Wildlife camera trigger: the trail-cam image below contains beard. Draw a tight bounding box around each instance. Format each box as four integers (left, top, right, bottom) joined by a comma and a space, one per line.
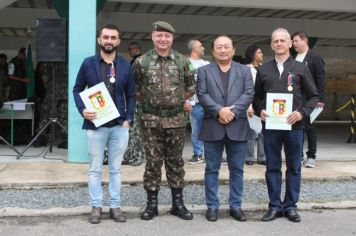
100, 44, 118, 54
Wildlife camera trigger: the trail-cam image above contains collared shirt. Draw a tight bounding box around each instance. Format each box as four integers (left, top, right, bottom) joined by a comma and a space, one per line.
275, 57, 286, 76
295, 51, 307, 63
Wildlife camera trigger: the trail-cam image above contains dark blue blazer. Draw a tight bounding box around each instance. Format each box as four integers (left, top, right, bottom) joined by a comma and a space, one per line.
73, 53, 136, 130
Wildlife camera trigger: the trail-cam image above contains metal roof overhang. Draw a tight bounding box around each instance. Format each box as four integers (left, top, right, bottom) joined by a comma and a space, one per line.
0, 0, 356, 47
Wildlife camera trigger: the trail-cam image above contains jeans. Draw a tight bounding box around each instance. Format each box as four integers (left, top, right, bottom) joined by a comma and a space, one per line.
204, 136, 246, 209
263, 129, 303, 211
246, 130, 265, 162
189, 103, 204, 156
87, 125, 129, 208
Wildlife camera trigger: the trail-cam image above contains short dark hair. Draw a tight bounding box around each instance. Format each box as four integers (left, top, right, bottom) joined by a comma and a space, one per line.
291, 31, 309, 42
128, 42, 141, 50
244, 44, 261, 65
98, 24, 120, 37
18, 47, 26, 55
0, 53, 7, 60
211, 35, 236, 50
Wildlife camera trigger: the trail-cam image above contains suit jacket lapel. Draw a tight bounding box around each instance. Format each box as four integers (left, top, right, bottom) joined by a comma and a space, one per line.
303, 49, 311, 62
227, 63, 237, 94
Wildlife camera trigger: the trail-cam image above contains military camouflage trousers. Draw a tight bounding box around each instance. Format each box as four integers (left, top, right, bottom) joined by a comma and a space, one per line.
143, 126, 186, 191
123, 104, 145, 166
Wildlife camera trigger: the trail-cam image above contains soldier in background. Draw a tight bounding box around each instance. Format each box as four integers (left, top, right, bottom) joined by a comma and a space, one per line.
0, 68, 4, 109
0, 53, 8, 107
33, 62, 68, 149
8, 47, 30, 101
132, 21, 195, 221
128, 41, 142, 65
122, 42, 145, 166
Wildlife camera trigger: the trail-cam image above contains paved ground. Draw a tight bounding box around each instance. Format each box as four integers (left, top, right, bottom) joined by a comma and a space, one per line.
0, 209, 356, 236
0, 123, 355, 219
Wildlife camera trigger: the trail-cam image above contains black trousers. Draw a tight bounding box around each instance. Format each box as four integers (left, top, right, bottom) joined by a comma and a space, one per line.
304, 118, 317, 159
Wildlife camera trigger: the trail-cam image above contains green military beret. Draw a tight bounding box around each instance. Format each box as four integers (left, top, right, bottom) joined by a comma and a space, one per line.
152, 21, 175, 34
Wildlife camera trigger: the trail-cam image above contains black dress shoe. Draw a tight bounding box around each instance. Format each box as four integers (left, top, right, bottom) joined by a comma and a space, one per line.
205, 208, 218, 221
245, 161, 254, 165
261, 209, 283, 222
230, 208, 246, 221
284, 209, 301, 222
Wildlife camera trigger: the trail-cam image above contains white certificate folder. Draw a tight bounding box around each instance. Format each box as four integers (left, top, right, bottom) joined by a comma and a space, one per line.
79, 82, 120, 127
265, 93, 293, 130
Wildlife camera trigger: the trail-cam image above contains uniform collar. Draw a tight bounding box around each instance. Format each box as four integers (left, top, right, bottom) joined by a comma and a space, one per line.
152, 49, 176, 61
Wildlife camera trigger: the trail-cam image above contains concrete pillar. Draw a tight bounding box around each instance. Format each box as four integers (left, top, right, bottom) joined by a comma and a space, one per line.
68, 0, 96, 162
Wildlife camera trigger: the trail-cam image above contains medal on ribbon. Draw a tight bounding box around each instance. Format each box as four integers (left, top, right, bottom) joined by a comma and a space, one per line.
109, 63, 116, 83
287, 72, 293, 92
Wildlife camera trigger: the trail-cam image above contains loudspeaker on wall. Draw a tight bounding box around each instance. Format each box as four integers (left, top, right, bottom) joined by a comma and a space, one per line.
36, 18, 66, 62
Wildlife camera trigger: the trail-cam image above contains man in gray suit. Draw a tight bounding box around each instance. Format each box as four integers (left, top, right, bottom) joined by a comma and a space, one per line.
197, 35, 254, 222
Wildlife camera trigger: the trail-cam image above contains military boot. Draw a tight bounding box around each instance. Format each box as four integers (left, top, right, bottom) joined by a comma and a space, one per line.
170, 188, 193, 220
141, 190, 158, 220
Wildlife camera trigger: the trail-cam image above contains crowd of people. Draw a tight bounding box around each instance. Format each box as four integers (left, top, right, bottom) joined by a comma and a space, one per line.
72, 21, 325, 225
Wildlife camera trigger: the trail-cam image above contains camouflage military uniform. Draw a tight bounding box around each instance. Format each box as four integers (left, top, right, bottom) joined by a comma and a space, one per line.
36, 62, 67, 141
0, 63, 8, 107
132, 49, 195, 191
122, 102, 145, 166
0, 74, 4, 108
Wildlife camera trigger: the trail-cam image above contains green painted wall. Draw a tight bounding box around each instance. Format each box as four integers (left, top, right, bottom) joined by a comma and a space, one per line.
68, 0, 96, 162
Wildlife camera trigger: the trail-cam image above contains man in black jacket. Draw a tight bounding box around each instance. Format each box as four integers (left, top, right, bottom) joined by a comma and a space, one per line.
292, 31, 325, 168
253, 28, 319, 223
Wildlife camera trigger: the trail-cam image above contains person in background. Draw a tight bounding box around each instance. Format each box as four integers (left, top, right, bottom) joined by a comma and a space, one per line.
128, 41, 142, 65
243, 44, 266, 166
122, 41, 146, 166
34, 62, 47, 130
184, 39, 209, 164
292, 31, 325, 168
0, 53, 9, 101
8, 47, 30, 101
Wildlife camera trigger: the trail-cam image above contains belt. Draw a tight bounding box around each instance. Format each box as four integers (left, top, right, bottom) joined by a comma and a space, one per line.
143, 104, 183, 117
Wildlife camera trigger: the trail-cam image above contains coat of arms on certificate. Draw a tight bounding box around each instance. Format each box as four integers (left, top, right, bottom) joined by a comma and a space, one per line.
79, 82, 120, 127
266, 93, 293, 130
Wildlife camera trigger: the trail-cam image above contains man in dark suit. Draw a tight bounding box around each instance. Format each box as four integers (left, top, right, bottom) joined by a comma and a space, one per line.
73, 24, 136, 224
292, 31, 325, 168
197, 35, 254, 222
253, 28, 318, 223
